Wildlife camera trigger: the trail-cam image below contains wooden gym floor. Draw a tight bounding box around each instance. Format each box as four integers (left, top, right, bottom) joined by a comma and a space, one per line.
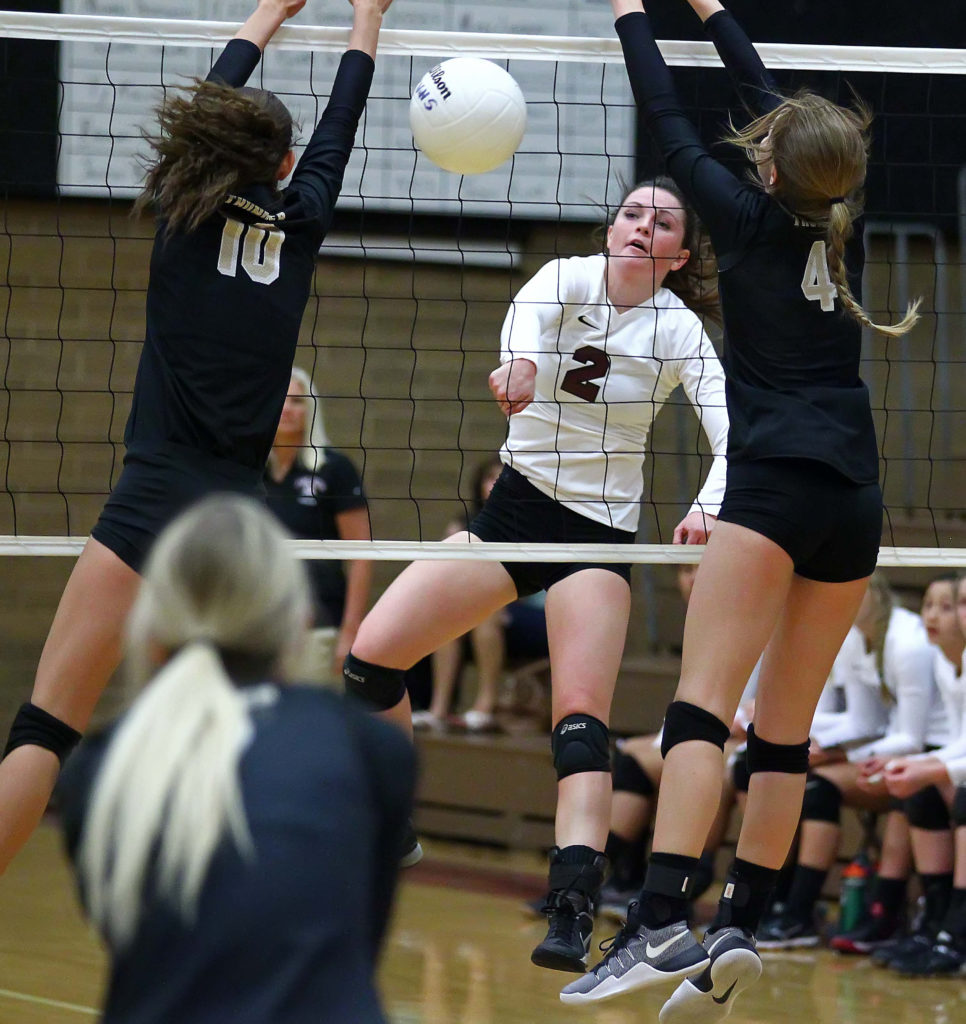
1, 823, 963, 1023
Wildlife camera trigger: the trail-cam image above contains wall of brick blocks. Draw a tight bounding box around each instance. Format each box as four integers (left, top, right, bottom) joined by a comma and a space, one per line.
1, 197, 962, 730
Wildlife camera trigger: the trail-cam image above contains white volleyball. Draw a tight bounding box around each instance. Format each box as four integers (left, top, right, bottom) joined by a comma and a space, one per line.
409, 57, 527, 175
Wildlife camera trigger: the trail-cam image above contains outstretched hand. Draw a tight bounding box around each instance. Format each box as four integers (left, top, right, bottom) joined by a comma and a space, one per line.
349, 0, 395, 14
235, 0, 307, 50
275, 0, 308, 18
489, 359, 536, 417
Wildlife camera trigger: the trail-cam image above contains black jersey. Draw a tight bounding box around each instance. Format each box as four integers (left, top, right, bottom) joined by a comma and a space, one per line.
264, 450, 368, 626
124, 39, 375, 475
615, 11, 879, 485
58, 686, 415, 1024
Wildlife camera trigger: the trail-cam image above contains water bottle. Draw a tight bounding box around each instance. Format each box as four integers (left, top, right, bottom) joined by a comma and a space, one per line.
838, 851, 873, 933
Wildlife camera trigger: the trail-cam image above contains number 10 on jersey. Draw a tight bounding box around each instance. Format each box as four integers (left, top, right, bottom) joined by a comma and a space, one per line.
217, 218, 285, 285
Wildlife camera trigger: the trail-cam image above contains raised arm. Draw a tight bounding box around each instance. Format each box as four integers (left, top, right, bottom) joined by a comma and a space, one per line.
347, 0, 394, 60
208, 0, 307, 87
233, 0, 307, 50
682, 1, 725, 22
608, 0, 764, 257
288, 0, 395, 228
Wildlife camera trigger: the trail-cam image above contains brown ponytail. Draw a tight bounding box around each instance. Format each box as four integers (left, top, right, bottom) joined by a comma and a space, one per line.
133, 80, 295, 236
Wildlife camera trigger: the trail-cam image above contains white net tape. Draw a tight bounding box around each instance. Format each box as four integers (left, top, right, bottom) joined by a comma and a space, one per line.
3, 538, 964, 567
2, 11, 963, 72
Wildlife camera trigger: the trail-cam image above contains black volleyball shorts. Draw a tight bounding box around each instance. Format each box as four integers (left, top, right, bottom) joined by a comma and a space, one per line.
92, 446, 264, 573
717, 457, 882, 583
468, 464, 637, 597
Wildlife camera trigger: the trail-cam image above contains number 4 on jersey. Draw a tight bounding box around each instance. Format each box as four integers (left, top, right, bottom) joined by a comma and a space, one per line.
217, 218, 285, 285
801, 240, 837, 311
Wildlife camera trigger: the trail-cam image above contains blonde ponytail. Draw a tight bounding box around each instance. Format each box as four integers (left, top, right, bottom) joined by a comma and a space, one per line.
78, 496, 311, 947
80, 642, 254, 947
725, 91, 921, 338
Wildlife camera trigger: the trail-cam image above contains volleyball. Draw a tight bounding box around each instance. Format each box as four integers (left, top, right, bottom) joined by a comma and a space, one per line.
409, 57, 527, 175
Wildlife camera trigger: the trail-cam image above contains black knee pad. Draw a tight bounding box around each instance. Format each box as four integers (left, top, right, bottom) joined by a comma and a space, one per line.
801, 774, 843, 823
551, 714, 610, 780
905, 784, 951, 831
953, 786, 966, 829
342, 653, 407, 711
612, 748, 655, 797
745, 723, 810, 775
2, 702, 82, 765
660, 700, 730, 758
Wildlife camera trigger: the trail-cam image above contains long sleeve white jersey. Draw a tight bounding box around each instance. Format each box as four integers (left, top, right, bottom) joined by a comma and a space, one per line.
499, 254, 729, 532
811, 626, 891, 751
905, 647, 966, 786
844, 606, 941, 762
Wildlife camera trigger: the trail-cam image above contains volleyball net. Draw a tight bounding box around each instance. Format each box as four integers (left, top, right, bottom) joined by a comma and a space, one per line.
1, 3, 964, 571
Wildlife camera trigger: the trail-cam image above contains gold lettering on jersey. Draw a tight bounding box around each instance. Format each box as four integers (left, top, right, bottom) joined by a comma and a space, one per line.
224, 193, 287, 224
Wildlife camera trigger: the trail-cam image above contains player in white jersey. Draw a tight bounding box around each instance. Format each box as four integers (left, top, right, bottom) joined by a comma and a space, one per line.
344, 178, 728, 972
756, 574, 938, 949
495, 249, 726, 533
875, 575, 966, 974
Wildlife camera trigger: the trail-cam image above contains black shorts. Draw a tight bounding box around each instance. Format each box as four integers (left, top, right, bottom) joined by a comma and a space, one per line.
468, 465, 636, 598
92, 446, 264, 573
717, 458, 882, 583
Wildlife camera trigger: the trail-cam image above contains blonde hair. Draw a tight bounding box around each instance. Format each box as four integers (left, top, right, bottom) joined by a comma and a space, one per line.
79, 496, 311, 948
862, 572, 895, 695
267, 365, 330, 476
726, 92, 920, 338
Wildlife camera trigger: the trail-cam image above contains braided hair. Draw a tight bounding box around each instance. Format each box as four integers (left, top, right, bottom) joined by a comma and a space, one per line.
725, 91, 920, 338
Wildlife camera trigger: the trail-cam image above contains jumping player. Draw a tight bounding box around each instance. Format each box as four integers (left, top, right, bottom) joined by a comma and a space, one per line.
561, 0, 919, 1011
0, 0, 395, 874
344, 176, 730, 974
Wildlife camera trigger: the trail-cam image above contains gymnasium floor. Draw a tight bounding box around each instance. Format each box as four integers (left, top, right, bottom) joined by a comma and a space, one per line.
1, 824, 963, 1023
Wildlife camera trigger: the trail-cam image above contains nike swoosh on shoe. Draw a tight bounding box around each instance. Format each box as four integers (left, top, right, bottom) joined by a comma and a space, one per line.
646, 931, 690, 959
712, 980, 738, 1005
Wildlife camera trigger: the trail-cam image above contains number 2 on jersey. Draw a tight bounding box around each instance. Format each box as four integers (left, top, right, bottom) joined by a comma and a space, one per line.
561, 345, 610, 402
217, 218, 285, 285
800, 240, 837, 311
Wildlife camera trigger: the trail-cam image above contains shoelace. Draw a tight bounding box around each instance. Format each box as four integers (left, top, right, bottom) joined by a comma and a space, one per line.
596, 900, 642, 960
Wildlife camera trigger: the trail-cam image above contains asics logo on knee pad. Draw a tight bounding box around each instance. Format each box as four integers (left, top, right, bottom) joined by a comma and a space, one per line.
551, 714, 609, 780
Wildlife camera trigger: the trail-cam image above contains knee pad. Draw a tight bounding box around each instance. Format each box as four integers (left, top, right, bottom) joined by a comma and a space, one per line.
801, 774, 842, 823
905, 784, 951, 831
745, 723, 810, 775
2, 702, 82, 765
612, 748, 655, 797
342, 653, 407, 712
551, 714, 610, 781
660, 701, 730, 758
953, 786, 966, 829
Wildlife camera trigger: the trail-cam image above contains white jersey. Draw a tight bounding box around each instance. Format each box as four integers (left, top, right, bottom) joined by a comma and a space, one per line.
844, 606, 941, 761
499, 254, 728, 532
811, 626, 891, 750
906, 646, 966, 786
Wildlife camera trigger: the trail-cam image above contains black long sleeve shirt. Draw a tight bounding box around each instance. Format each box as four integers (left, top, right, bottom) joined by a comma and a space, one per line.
125, 40, 374, 477
616, 11, 878, 484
